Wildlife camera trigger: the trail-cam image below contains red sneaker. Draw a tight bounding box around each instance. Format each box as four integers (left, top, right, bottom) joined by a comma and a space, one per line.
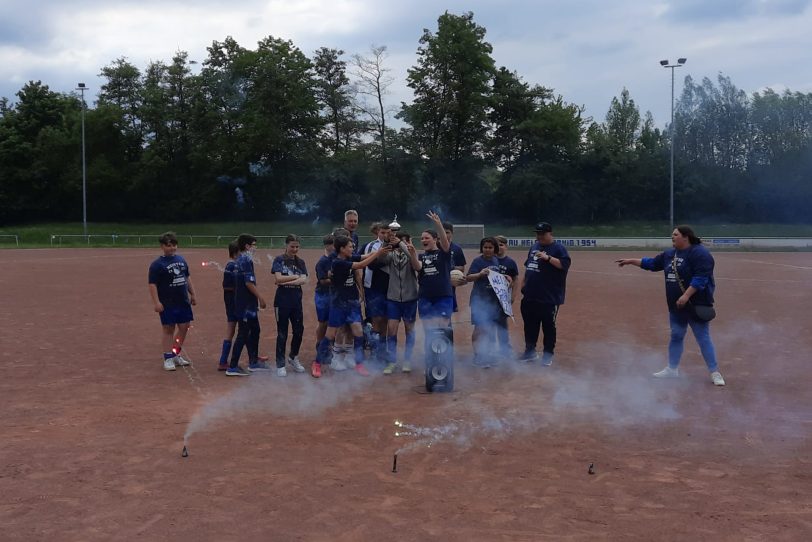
354, 363, 370, 377
311, 362, 322, 378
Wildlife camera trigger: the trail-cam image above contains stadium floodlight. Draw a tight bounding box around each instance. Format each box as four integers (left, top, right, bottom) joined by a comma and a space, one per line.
76, 83, 88, 236
660, 58, 687, 230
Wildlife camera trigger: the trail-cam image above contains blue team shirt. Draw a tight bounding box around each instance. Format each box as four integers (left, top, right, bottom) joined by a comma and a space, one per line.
148, 254, 191, 307
418, 249, 453, 298
233, 253, 259, 317
641, 244, 715, 310
468, 255, 502, 303
522, 241, 571, 305
351, 232, 360, 254
497, 254, 519, 281
331, 255, 362, 306
315, 254, 333, 295
272, 255, 308, 308
222, 259, 237, 309
449, 242, 467, 268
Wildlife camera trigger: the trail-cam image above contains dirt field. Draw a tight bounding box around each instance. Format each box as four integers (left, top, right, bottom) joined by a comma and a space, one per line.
1, 248, 810, 541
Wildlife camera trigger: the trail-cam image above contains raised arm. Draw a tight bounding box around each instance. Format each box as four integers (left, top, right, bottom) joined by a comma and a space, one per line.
427, 211, 450, 252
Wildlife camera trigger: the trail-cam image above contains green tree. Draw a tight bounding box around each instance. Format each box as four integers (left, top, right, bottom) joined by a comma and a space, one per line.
313, 47, 361, 155
399, 11, 495, 162
487, 67, 551, 171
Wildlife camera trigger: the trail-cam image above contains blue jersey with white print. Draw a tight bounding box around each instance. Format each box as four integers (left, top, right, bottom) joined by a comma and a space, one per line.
497, 255, 519, 281
272, 255, 308, 308
331, 255, 362, 306
315, 254, 333, 295
641, 244, 715, 310
522, 242, 571, 305
418, 249, 453, 298
148, 255, 191, 307
222, 259, 238, 310
468, 255, 501, 303
233, 253, 258, 317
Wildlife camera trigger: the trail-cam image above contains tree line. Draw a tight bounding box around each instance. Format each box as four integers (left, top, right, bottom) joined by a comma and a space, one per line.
1, 11, 810, 226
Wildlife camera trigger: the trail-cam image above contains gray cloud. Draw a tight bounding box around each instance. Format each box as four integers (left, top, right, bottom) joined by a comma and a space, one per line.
663, 0, 811, 22
1, 0, 811, 127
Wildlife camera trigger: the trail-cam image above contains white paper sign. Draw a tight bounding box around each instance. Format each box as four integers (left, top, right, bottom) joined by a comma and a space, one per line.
487, 272, 514, 319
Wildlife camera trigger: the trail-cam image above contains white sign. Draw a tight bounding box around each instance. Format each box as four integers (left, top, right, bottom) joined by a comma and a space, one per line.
487, 272, 514, 320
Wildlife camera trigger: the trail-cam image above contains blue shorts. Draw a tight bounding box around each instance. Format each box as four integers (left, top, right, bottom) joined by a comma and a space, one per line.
328, 303, 363, 328
365, 288, 387, 318
160, 304, 194, 326
386, 299, 417, 322
418, 296, 453, 320
224, 293, 238, 323
314, 292, 330, 322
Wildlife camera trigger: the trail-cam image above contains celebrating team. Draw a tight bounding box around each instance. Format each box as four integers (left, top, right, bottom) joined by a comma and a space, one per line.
148, 211, 725, 386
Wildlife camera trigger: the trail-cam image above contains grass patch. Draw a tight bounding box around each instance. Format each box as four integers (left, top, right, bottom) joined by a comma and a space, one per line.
2, 221, 812, 248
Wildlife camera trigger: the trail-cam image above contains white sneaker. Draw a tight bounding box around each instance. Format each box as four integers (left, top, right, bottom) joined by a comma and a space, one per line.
174, 354, 191, 367
652, 366, 679, 378
276, 367, 287, 377
711, 371, 726, 386
331, 349, 346, 371
342, 350, 356, 368
288, 356, 305, 373
163, 358, 176, 371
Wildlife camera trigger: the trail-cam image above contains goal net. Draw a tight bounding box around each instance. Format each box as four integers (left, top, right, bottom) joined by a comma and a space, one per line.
451, 224, 485, 247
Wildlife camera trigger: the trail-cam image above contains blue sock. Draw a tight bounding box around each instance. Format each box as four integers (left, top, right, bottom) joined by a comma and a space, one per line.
163, 352, 175, 360
219, 340, 232, 364
317, 337, 332, 364
354, 336, 365, 363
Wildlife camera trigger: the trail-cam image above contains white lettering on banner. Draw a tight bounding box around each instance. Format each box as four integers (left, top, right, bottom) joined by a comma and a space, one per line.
508, 238, 597, 247
487, 273, 514, 320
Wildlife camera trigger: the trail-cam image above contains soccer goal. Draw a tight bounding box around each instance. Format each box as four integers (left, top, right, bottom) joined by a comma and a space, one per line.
451, 224, 485, 247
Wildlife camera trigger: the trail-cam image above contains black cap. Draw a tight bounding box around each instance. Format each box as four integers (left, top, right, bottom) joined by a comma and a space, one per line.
534, 222, 552, 233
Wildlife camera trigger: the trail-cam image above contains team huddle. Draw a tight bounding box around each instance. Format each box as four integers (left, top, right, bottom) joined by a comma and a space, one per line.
148, 213, 725, 387
147, 210, 573, 380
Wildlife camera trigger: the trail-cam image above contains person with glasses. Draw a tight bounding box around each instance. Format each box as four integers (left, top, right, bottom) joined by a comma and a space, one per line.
519, 222, 571, 366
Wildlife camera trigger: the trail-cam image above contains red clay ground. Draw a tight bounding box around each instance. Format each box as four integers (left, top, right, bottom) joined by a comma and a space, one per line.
1, 248, 810, 541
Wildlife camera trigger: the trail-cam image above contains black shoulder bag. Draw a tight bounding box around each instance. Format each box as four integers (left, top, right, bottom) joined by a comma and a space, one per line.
671, 255, 716, 322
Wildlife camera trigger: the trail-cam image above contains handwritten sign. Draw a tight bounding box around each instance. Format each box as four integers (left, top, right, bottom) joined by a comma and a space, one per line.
487, 272, 514, 320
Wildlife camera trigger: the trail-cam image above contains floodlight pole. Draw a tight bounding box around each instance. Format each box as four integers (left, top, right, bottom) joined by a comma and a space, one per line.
76, 83, 88, 236
660, 58, 686, 231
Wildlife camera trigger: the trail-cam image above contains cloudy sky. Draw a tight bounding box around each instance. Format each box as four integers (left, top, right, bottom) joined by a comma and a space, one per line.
2, 0, 811, 127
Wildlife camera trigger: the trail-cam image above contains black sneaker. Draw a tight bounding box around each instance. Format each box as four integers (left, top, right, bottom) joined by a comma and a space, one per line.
541, 352, 554, 366
518, 349, 538, 362
226, 366, 250, 376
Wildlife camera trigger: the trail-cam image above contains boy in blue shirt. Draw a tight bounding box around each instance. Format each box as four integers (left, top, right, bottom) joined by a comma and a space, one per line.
148, 232, 197, 371
495, 235, 519, 357
443, 222, 467, 313
313, 236, 388, 378
312, 234, 335, 376
218, 240, 239, 371
226, 234, 268, 376
272, 234, 309, 377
